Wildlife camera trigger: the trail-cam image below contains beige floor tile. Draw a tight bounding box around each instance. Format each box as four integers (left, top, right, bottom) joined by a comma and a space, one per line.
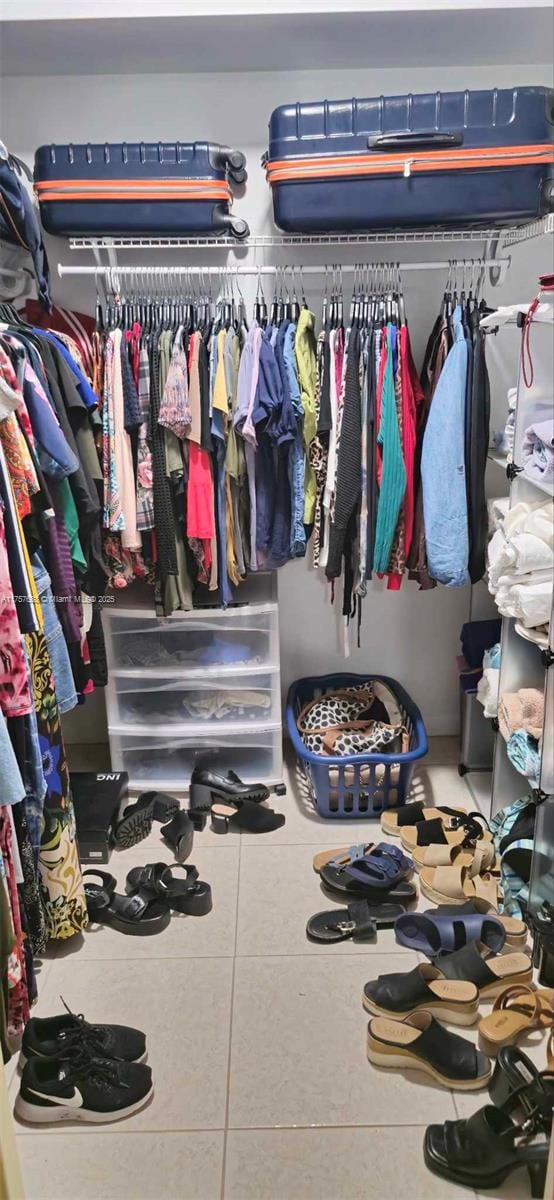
240, 758, 472, 848
224, 1126, 474, 1200
424, 736, 461, 766
228, 954, 458, 1129
236, 842, 418, 956
18, 1130, 224, 1200
14, 957, 233, 1133
65, 843, 239, 960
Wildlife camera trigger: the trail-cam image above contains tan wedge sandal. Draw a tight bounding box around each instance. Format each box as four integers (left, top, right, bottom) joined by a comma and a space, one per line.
412, 840, 498, 874
380, 804, 467, 839
419, 861, 501, 909
479, 985, 554, 1056
401, 812, 492, 854
438, 942, 533, 1000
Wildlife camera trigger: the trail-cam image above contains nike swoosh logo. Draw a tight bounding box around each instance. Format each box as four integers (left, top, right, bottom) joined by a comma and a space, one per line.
28, 1087, 83, 1108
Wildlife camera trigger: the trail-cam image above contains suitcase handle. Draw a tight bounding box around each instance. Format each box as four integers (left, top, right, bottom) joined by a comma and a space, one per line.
368, 131, 463, 150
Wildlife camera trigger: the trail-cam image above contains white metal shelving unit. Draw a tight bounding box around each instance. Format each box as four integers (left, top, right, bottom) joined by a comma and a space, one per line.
488, 289, 554, 819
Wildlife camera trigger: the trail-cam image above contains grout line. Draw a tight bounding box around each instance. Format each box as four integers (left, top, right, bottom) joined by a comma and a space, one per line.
44, 948, 413, 964
15, 1118, 464, 1137
220, 827, 242, 1200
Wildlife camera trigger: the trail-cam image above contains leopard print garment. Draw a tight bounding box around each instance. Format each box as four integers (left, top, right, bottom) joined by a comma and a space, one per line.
298, 684, 375, 754
310, 331, 329, 567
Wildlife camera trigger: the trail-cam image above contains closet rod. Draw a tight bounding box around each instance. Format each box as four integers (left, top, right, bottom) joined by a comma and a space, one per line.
58, 259, 507, 279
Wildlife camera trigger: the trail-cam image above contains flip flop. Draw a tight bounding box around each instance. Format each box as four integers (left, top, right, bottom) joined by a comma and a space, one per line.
114, 790, 180, 849
312, 842, 376, 874
306, 900, 376, 943
320, 843, 415, 902
479, 985, 554, 1056
380, 803, 466, 838
431, 900, 528, 949
83, 869, 170, 936
126, 862, 212, 917
394, 910, 506, 958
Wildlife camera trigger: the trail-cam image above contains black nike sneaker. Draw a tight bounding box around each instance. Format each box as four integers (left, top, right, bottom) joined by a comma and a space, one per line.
21, 1008, 146, 1068
15, 1051, 153, 1124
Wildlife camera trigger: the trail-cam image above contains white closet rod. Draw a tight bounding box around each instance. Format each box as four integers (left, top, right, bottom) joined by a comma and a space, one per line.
58, 259, 506, 278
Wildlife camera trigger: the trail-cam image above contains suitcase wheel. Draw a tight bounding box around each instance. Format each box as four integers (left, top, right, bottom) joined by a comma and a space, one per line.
229, 216, 250, 240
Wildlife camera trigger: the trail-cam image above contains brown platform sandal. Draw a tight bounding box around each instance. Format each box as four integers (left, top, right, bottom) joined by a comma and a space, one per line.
479, 985, 554, 1056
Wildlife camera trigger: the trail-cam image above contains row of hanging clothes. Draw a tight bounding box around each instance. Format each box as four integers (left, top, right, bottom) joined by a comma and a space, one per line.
93, 259, 491, 627
0, 295, 104, 1057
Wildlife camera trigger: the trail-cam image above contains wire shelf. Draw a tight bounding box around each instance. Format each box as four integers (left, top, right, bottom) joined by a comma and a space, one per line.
67, 215, 554, 253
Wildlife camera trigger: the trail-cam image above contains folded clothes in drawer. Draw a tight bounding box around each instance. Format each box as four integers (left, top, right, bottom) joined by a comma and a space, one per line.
109, 673, 276, 727
109, 726, 282, 789
105, 607, 277, 672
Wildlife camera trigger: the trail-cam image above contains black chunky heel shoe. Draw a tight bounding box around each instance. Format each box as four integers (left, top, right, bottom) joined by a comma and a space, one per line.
424, 1106, 550, 1197
159, 810, 195, 863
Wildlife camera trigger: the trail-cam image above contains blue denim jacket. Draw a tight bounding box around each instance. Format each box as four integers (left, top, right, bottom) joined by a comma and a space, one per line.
421, 306, 469, 587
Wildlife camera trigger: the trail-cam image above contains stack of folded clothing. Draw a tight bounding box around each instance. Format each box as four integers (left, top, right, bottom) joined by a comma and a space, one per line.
487, 497, 553, 631
491, 386, 517, 461
487, 496, 509, 533
497, 686, 544, 785
476, 642, 501, 718
522, 416, 554, 488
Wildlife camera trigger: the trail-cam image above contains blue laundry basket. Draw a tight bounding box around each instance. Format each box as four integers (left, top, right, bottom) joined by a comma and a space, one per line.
286, 673, 428, 819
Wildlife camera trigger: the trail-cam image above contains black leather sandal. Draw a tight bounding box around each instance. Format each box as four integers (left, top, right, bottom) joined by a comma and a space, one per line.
367, 1011, 491, 1090
114, 791, 180, 849
424, 1105, 550, 1197
306, 900, 380, 943
125, 863, 212, 917
211, 798, 285, 834
489, 1045, 554, 1125
83, 870, 171, 936
160, 810, 195, 862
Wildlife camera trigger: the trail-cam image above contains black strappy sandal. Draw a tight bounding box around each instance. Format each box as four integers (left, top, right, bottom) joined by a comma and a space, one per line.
489, 1045, 554, 1124
114, 791, 180, 849
125, 863, 212, 917
306, 899, 403, 943
159, 810, 195, 862
211, 798, 285, 835
83, 870, 171, 936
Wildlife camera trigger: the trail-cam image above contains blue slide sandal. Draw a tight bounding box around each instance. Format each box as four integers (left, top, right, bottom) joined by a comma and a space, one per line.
394, 910, 506, 958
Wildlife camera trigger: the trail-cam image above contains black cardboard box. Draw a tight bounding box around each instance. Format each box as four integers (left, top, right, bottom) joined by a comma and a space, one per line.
71, 772, 128, 864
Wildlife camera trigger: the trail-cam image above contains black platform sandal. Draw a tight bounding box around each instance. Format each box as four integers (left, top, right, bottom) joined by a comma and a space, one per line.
424, 1105, 550, 1197
159, 810, 195, 861
83, 870, 171, 936
114, 791, 180, 849
211, 798, 285, 835
125, 863, 212, 917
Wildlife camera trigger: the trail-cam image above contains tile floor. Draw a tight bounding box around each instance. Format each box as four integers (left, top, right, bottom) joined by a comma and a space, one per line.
8, 743, 550, 1200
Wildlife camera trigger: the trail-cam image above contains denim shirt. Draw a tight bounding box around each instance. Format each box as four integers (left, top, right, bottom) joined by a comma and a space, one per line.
421, 305, 469, 587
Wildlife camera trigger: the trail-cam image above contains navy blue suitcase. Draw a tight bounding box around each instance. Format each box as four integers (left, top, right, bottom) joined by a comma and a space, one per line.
264, 86, 554, 232
34, 141, 249, 238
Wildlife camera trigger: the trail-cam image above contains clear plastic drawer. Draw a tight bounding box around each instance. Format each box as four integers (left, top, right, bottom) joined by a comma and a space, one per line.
108, 724, 283, 791
104, 604, 278, 674
106, 670, 280, 729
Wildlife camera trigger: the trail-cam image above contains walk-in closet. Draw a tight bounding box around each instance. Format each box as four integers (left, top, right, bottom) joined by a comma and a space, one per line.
0, 3, 553, 1198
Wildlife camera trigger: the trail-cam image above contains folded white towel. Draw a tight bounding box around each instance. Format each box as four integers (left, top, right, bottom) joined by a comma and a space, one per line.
496, 577, 552, 628
477, 667, 500, 718
488, 497, 510, 533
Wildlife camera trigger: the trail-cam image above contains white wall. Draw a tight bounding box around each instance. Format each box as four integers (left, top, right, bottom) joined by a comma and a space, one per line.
2, 62, 551, 735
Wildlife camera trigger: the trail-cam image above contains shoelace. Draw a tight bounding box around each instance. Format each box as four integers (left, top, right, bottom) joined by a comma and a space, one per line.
58, 997, 123, 1062
56, 1045, 130, 1091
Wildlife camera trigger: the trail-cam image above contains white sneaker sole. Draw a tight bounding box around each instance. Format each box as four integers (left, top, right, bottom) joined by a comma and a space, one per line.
15, 1085, 154, 1124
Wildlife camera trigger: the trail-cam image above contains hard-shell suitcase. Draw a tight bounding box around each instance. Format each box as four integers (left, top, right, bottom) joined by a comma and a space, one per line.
264, 86, 554, 233
34, 141, 249, 239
